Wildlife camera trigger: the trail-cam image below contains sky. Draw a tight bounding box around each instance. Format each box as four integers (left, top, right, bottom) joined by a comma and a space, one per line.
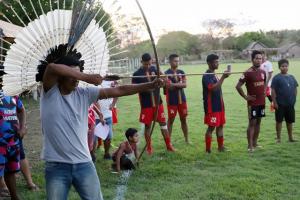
115, 0, 300, 36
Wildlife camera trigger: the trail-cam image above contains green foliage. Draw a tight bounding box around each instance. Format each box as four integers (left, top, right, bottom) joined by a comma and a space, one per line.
0, 0, 114, 40
222, 36, 237, 50
120, 40, 153, 59
235, 31, 277, 51
157, 31, 202, 59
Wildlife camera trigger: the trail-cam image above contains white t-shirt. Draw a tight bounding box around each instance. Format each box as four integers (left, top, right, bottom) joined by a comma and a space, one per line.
96, 81, 114, 119
40, 85, 99, 164
261, 60, 273, 86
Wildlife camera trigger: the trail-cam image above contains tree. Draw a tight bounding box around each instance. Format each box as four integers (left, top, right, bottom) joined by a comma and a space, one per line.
235, 31, 277, 51
0, 0, 113, 37
120, 39, 152, 59
202, 19, 235, 38
115, 15, 145, 48
157, 31, 202, 58
222, 36, 237, 50
202, 19, 235, 49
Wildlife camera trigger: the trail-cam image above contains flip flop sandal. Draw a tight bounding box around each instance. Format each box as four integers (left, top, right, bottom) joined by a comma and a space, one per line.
0, 188, 10, 197
28, 184, 40, 191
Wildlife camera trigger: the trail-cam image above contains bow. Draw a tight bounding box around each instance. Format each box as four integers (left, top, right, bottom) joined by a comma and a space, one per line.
135, 0, 161, 163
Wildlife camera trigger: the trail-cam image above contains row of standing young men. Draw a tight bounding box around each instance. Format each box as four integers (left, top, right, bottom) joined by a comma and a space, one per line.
0, 49, 298, 199
124, 50, 298, 157
91, 50, 298, 174
91, 49, 298, 175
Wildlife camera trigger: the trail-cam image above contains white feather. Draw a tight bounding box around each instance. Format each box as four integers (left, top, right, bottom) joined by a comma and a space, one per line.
3, 9, 110, 96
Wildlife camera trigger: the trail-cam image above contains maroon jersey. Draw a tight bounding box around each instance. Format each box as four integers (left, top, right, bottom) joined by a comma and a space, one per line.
239, 66, 266, 106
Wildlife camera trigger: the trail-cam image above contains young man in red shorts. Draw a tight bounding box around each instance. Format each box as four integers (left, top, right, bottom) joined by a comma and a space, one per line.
132, 53, 175, 155
202, 54, 230, 153
236, 50, 266, 152
164, 54, 189, 143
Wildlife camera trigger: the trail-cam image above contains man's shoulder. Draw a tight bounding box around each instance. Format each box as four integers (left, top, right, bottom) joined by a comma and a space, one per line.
133, 68, 143, 76
165, 68, 172, 74
177, 69, 185, 74
245, 67, 254, 73
273, 73, 281, 79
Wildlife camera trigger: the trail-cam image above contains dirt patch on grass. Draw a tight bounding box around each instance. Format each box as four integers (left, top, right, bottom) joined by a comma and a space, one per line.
22, 102, 43, 166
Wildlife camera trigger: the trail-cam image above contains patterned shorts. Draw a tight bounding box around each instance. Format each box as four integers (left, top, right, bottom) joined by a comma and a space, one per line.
0, 143, 20, 176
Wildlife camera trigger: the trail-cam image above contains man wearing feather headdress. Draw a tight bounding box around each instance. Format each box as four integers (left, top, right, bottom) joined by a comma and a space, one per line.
36, 45, 166, 199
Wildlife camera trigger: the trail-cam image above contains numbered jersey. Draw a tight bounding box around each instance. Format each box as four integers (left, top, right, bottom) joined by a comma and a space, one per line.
202, 70, 225, 114
164, 68, 186, 105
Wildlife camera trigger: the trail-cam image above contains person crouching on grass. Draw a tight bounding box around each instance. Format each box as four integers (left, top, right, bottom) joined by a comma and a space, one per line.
112, 128, 139, 173
271, 59, 298, 143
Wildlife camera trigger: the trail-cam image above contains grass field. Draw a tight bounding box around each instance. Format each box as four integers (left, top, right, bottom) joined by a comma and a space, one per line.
17, 61, 300, 200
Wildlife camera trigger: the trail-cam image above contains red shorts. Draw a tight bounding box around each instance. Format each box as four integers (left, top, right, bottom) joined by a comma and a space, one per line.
167, 103, 188, 119
204, 111, 226, 127
112, 107, 118, 124
140, 104, 166, 125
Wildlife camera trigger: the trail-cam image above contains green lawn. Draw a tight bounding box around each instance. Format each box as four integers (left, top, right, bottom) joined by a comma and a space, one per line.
19, 61, 300, 200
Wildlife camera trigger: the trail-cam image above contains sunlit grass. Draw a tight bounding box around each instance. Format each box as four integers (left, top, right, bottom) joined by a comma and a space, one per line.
19, 61, 300, 200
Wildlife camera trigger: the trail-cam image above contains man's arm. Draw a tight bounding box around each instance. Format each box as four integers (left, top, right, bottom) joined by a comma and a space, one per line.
134, 147, 139, 161
168, 76, 187, 89
93, 102, 105, 125
267, 71, 273, 85
42, 63, 103, 92
271, 88, 278, 110
98, 79, 163, 99
17, 106, 26, 138
236, 81, 256, 101
206, 72, 230, 91
115, 144, 126, 172
109, 97, 118, 110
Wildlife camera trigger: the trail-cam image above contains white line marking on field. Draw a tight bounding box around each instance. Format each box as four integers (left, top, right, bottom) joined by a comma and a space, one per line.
114, 170, 133, 200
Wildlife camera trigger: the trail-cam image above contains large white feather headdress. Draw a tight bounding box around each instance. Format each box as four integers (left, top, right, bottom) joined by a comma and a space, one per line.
0, 0, 123, 95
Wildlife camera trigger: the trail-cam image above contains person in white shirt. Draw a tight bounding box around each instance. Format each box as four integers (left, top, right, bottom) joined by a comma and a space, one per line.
95, 80, 118, 159
261, 51, 274, 111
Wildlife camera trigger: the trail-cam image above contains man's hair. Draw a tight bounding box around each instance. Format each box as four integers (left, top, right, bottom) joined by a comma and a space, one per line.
36, 44, 84, 82
278, 59, 289, 68
0, 65, 6, 77
251, 50, 262, 60
0, 65, 7, 88
125, 128, 138, 140
54, 55, 84, 70
169, 54, 179, 61
141, 53, 152, 62
206, 54, 219, 63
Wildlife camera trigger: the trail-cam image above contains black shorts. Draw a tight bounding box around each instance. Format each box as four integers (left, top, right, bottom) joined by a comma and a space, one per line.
275, 105, 295, 123
248, 105, 266, 119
